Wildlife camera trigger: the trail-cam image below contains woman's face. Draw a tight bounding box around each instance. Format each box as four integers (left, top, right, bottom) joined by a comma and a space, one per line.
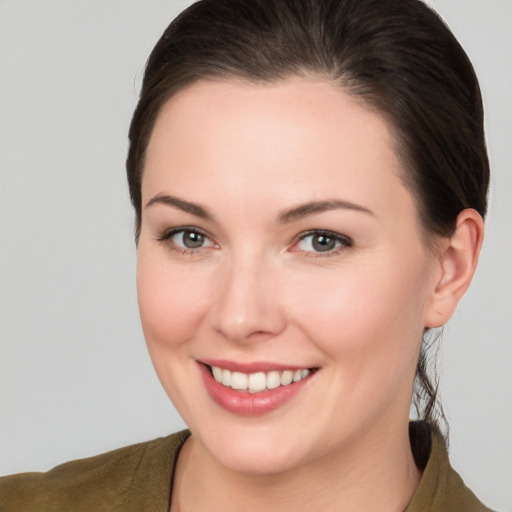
137, 79, 442, 474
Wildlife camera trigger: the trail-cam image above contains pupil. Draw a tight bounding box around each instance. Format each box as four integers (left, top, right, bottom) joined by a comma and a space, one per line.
184, 231, 204, 248
312, 234, 335, 252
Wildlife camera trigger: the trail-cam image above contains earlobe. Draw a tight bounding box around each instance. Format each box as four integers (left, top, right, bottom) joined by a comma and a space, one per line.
425, 209, 484, 328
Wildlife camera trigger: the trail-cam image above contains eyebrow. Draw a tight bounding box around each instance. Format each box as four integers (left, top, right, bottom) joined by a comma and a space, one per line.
277, 199, 374, 224
145, 193, 214, 220
145, 194, 373, 224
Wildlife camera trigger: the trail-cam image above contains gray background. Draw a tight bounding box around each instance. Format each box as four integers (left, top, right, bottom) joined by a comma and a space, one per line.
0, 1, 510, 510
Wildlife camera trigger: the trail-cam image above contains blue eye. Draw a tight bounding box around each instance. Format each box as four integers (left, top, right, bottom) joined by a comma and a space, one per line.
296, 231, 352, 255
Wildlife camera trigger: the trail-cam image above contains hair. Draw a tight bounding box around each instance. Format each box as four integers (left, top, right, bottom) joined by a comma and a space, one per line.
126, 0, 489, 435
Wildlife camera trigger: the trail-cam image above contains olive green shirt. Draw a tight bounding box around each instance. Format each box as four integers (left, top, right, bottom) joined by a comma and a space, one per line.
0, 424, 493, 511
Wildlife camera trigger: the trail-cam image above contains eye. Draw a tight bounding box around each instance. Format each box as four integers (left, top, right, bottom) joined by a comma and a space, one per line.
157, 227, 216, 252
293, 230, 352, 256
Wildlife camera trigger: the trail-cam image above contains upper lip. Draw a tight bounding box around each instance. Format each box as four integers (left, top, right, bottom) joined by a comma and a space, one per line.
199, 358, 315, 373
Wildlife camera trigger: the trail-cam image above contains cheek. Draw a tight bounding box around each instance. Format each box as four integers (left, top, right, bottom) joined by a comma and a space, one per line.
136, 250, 211, 352
286, 260, 428, 429
287, 256, 428, 374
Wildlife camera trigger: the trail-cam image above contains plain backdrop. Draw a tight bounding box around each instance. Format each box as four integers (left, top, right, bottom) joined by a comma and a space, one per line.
0, 1, 511, 510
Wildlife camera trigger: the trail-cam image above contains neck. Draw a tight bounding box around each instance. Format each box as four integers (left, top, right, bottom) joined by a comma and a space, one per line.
171, 420, 421, 512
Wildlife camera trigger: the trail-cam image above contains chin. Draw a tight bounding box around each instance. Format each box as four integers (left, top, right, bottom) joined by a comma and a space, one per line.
206, 435, 305, 475
188, 416, 327, 476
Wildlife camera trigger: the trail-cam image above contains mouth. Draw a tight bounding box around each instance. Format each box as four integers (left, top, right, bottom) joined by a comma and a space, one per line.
207, 364, 314, 393
198, 361, 318, 416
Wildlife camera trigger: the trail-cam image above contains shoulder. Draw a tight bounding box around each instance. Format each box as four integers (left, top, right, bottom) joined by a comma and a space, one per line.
407, 422, 494, 512
0, 430, 190, 512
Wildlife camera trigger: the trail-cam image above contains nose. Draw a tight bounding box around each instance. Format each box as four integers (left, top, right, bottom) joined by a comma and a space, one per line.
210, 254, 287, 344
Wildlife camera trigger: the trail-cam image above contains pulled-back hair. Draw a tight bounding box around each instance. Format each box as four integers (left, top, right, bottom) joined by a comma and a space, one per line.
127, 0, 489, 434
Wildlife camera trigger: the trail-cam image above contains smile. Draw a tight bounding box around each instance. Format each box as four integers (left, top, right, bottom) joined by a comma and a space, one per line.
199, 362, 317, 416
209, 366, 312, 393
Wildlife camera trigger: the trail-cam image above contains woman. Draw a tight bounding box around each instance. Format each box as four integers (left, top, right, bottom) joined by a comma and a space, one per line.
0, 0, 502, 510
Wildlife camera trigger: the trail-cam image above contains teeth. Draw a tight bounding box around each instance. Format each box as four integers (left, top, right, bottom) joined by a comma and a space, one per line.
231, 371, 248, 390
210, 366, 313, 392
221, 369, 231, 387
266, 371, 281, 389
212, 366, 223, 382
248, 372, 266, 392
280, 370, 294, 386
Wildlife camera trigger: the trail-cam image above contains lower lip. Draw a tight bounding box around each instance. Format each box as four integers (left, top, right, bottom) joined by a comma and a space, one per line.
199, 364, 313, 416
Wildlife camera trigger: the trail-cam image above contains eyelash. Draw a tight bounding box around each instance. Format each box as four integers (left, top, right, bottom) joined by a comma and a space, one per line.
156, 227, 353, 258
156, 227, 216, 256
291, 230, 353, 258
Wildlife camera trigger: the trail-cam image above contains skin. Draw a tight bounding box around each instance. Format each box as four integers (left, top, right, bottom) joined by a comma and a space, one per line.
136, 78, 484, 512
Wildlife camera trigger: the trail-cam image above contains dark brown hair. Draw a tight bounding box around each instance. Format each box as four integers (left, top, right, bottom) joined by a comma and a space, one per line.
127, 0, 489, 433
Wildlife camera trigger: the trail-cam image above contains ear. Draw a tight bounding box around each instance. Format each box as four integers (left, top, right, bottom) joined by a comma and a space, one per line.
424, 208, 485, 328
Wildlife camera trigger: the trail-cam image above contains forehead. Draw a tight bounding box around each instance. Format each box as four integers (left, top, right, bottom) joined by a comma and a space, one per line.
143, 78, 412, 220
